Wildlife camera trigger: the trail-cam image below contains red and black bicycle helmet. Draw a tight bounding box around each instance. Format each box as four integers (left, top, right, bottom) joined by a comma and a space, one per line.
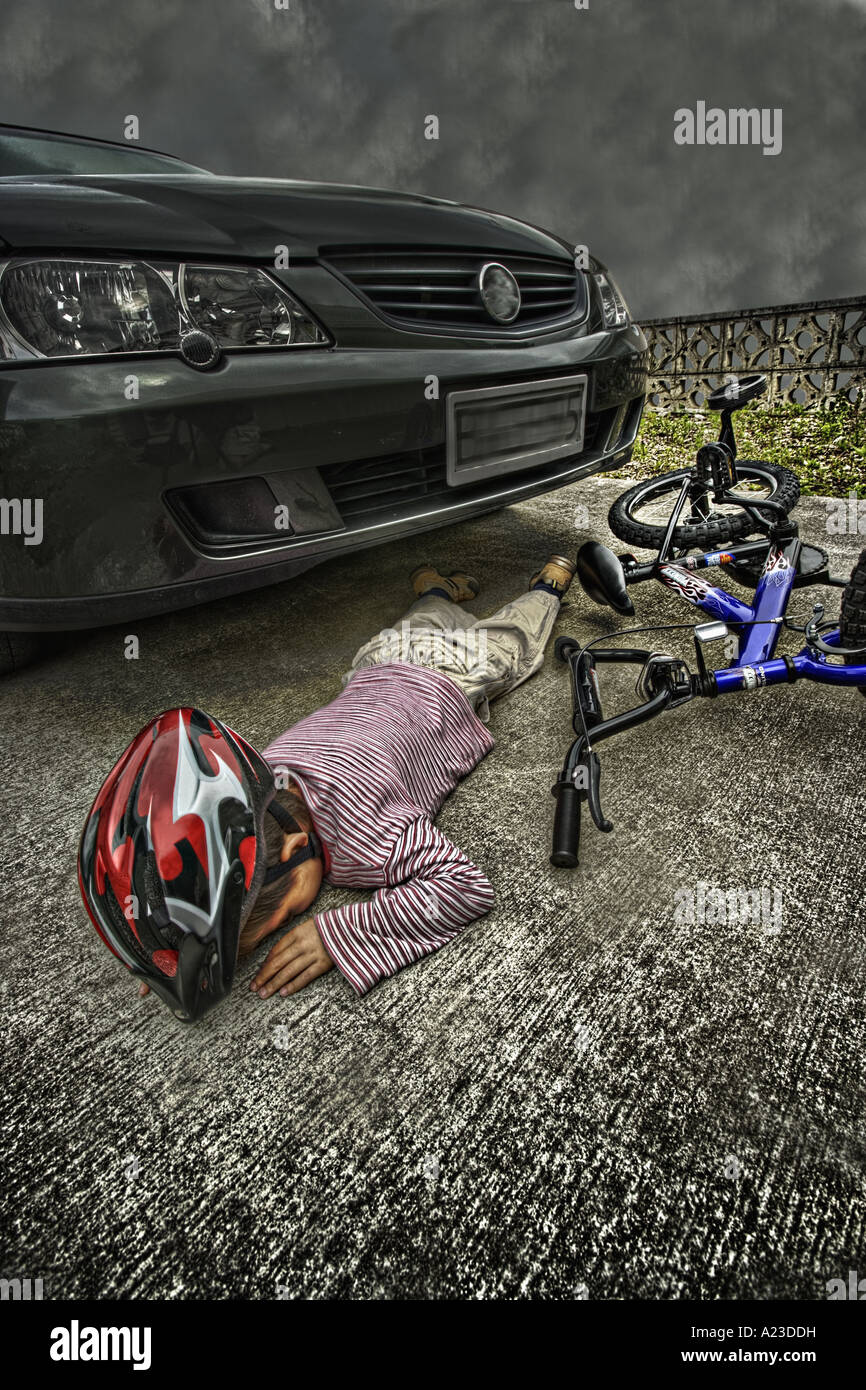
78, 707, 321, 1022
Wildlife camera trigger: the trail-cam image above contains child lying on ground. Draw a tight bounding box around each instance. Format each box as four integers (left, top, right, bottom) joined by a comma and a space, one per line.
78, 557, 576, 1019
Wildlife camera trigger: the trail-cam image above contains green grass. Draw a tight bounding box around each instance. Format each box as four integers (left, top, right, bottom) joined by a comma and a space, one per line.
610, 400, 866, 498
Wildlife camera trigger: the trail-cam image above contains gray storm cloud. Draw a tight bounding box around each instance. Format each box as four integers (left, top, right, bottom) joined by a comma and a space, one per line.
0, 0, 863, 318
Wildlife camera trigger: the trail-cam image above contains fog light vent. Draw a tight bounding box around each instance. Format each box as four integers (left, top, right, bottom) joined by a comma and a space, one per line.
166, 476, 286, 550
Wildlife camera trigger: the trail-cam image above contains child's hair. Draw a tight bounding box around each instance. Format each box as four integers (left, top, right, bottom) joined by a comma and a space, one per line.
240, 782, 313, 948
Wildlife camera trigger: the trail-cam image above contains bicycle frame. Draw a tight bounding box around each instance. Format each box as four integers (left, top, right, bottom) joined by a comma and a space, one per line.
654, 538, 866, 689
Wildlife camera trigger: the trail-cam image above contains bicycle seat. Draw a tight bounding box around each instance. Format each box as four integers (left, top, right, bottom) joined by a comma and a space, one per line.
706, 373, 766, 412
575, 541, 635, 615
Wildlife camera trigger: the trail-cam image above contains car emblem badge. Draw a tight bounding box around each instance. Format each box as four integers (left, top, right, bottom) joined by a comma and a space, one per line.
179, 329, 221, 371
478, 262, 521, 323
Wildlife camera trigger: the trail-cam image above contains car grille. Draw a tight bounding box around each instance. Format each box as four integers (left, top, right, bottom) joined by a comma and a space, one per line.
320, 408, 612, 528
323, 247, 586, 331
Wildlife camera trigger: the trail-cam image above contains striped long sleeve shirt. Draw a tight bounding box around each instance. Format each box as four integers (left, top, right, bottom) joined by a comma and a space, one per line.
263, 662, 497, 995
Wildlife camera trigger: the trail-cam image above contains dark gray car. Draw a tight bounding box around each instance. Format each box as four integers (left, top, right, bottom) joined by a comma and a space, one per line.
0, 124, 648, 671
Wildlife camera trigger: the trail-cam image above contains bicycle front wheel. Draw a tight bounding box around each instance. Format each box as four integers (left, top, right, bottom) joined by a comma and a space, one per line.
608, 461, 801, 551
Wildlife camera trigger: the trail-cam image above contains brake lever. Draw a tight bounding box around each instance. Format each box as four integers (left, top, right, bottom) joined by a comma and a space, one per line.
583, 751, 613, 833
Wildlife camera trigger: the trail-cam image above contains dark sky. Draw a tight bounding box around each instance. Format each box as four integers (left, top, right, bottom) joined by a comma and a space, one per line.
0, 0, 863, 318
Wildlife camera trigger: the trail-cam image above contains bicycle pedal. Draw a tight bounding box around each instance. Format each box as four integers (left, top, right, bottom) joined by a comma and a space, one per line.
636, 653, 692, 705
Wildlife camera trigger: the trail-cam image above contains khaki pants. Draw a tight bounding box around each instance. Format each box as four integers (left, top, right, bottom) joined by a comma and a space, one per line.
345, 588, 561, 722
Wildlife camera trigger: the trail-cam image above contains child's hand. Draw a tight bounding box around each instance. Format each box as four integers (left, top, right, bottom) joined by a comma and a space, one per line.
137, 982, 150, 999
250, 917, 334, 999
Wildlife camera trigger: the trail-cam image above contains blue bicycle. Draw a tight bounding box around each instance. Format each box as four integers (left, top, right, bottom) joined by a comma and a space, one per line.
551, 372, 866, 867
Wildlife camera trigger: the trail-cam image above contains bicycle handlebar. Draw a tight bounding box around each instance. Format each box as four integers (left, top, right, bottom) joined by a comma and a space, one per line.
551, 642, 684, 868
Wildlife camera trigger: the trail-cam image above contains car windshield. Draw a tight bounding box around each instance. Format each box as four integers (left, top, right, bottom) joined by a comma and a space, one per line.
0, 130, 211, 177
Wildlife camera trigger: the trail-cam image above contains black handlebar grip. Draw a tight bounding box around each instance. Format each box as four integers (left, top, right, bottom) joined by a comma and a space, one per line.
550, 779, 581, 868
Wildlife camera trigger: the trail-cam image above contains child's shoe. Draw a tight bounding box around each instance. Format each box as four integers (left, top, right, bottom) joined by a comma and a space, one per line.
529, 555, 577, 598
410, 564, 481, 602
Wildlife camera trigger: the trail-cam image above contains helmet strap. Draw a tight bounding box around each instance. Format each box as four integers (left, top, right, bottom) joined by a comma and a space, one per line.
263, 801, 323, 885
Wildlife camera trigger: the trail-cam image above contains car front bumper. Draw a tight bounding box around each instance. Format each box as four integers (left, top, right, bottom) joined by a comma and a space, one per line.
0, 322, 647, 631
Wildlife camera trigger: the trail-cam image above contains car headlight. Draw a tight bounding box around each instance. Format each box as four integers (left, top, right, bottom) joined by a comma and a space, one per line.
593, 271, 631, 329
179, 265, 326, 347
0, 259, 180, 358
0, 257, 328, 360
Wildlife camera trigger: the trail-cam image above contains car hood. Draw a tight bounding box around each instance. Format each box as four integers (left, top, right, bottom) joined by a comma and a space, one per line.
0, 173, 572, 262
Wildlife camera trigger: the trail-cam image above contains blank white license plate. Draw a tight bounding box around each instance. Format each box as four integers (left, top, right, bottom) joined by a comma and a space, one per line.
446, 373, 587, 486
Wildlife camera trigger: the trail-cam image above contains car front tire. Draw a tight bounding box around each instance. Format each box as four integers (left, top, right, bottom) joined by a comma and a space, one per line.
0, 630, 44, 676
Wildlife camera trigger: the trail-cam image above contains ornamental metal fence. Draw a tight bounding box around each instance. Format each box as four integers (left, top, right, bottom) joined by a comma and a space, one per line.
640, 295, 866, 411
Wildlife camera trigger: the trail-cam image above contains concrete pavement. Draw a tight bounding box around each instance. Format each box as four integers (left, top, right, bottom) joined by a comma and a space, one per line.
1, 477, 864, 1300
